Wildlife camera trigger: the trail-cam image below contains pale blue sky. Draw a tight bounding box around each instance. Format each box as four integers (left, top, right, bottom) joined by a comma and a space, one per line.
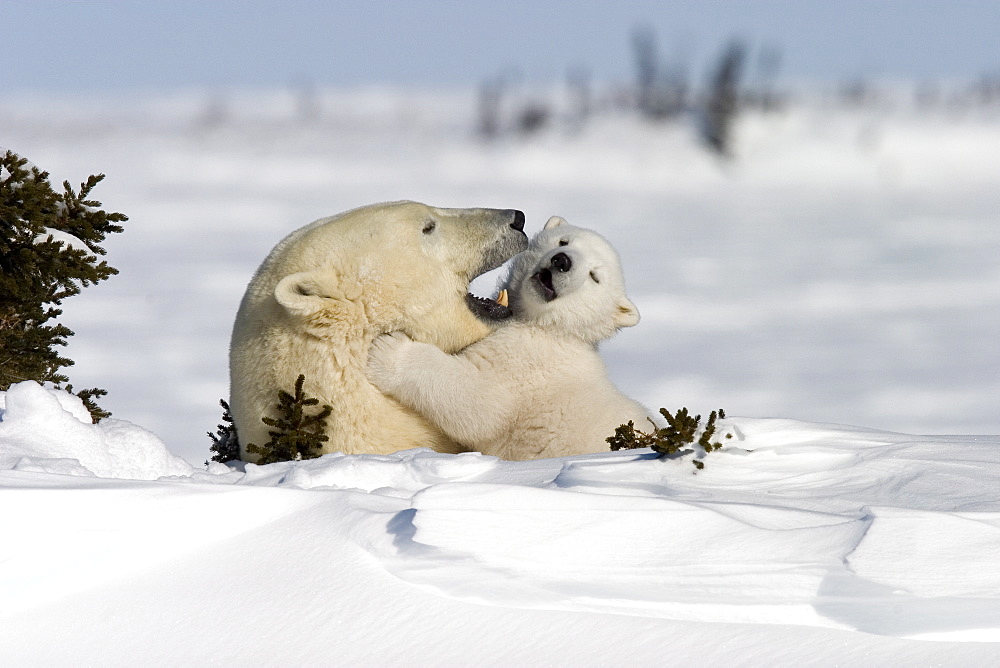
3, 1, 1000, 92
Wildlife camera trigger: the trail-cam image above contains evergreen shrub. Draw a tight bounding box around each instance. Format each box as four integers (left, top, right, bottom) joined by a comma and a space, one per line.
608, 407, 730, 469
0, 150, 125, 421
214, 374, 333, 465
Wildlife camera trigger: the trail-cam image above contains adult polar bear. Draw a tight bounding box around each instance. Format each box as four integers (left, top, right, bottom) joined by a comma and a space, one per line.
230, 201, 527, 461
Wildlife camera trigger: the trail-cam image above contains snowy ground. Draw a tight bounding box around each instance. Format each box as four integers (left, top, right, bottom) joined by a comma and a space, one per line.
2, 382, 999, 665
3, 88, 1000, 664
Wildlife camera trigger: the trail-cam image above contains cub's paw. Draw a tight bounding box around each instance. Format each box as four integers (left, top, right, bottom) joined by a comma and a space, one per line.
366, 331, 413, 391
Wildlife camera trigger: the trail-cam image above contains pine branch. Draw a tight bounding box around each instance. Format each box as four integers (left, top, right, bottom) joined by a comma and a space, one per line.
65, 385, 112, 422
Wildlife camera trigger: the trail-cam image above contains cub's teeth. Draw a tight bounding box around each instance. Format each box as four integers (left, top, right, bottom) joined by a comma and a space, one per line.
496, 289, 508, 307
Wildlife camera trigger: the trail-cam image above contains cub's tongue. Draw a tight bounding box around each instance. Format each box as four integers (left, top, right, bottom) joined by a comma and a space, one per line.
466, 289, 512, 321
534, 268, 557, 301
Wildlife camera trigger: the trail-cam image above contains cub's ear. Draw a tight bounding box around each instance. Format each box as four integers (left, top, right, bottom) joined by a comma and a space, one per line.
543, 215, 568, 230
274, 272, 334, 317
614, 297, 640, 328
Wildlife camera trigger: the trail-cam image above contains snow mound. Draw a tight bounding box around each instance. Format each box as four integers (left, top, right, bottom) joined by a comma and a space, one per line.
0, 382, 195, 480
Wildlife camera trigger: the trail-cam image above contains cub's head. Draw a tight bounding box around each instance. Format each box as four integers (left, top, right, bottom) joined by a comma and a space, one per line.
503, 216, 639, 344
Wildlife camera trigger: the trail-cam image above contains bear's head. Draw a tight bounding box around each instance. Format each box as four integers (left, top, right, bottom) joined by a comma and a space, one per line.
503, 216, 639, 344
265, 201, 528, 354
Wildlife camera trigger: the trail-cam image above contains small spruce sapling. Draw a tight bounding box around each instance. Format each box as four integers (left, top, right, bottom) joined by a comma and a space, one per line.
608, 408, 730, 469
0, 150, 125, 421
244, 374, 333, 465
207, 399, 240, 464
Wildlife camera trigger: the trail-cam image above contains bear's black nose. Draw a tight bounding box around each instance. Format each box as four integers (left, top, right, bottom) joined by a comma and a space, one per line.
509, 210, 525, 232
550, 252, 572, 272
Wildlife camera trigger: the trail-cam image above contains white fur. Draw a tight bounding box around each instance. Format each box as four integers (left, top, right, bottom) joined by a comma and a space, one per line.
230, 201, 527, 461
368, 217, 652, 460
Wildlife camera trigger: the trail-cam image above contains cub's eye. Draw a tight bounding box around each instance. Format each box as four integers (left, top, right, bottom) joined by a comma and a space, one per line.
422, 220, 437, 234
589, 271, 600, 283
558, 239, 569, 246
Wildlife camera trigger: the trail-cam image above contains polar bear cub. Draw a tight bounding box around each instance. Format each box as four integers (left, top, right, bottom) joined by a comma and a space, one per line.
367, 216, 652, 460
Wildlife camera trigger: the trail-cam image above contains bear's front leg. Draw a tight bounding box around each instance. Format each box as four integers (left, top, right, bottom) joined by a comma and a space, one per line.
366, 332, 512, 447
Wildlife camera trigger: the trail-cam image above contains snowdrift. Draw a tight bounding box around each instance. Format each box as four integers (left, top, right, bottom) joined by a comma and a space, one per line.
0, 381, 193, 479
2, 382, 999, 665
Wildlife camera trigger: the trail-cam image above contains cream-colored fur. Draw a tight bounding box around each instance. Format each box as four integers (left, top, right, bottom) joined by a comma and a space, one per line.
367, 216, 652, 460
230, 201, 527, 460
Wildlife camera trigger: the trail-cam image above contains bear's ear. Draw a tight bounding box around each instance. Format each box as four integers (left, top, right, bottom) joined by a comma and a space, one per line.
614, 297, 640, 328
274, 272, 333, 317
543, 216, 568, 230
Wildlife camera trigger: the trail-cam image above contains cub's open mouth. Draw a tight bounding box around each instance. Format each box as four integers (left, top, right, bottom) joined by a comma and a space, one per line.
466, 289, 511, 320
533, 268, 557, 301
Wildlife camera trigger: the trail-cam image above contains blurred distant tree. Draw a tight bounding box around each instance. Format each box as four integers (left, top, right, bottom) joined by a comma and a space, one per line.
478, 76, 505, 140
199, 93, 229, 129
295, 77, 321, 124
632, 25, 659, 115
632, 25, 688, 121
971, 73, 1000, 107
516, 101, 550, 136
840, 78, 878, 108
566, 65, 592, 131
0, 150, 125, 420
914, 81, 942, 109
701, 40, 747, 155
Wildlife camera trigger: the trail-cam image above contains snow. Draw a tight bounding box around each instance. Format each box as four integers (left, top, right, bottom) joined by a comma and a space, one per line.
33, 227, 92, 253
2, 88, 1000, 664
0, 382, 193, 479
2, 383, 1000, 663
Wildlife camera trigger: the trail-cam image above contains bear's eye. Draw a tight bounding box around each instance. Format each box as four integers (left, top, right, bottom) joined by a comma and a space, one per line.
589, 271, 600, 283
558, 238, 569, 246
422, 220, 437, 234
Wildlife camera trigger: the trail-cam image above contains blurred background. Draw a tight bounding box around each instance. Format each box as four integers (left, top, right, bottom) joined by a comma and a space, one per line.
3, 1, 999, 464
